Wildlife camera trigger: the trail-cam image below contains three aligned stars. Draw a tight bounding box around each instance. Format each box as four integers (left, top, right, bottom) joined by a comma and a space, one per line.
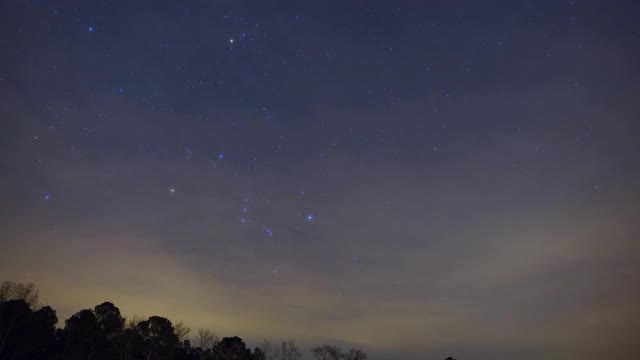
166, 186, 316, 238
83, 16, 314, 239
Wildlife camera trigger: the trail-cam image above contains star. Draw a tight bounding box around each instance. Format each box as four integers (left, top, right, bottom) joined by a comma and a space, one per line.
169, 187, 176, 193
306, 214, 314, 222
264, 226, 273, 237
88, 26, 95, 32
228, 38, 235, 44
44, 194, 51, 201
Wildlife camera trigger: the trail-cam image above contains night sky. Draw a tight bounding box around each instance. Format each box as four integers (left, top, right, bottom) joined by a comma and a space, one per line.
1, 1, 640, 359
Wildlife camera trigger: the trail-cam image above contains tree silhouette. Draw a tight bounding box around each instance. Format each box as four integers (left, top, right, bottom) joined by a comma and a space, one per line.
137, 316, 179, 360
174, 321, 191, 343
93, 302, 135, 360
0, 300, 58, 360
252, 346, 266, 360
311, 345, 342, 360
273, 340, 301, 360
0, 281, 380, 360
28, 305, 59, 359
343, 349, 367, 360
112, 321, 142, 360
213, 336, 253, 360
95, 302, 125, 339
311, 345, 367, 360
64, 308, 111, 360
177, 338, 201, 360
0, 281, 39, 308
194, 328, 217, 360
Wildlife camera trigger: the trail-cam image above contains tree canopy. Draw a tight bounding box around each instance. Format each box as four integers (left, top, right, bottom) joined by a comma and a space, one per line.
0, 281, 457, 360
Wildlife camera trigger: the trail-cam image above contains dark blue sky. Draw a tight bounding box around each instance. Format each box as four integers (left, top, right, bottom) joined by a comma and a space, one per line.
1, 1, 639, 359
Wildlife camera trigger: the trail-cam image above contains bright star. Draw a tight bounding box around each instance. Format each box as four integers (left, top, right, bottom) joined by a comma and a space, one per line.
44, 194, 51, 201
306, 214, 314, 222
88, 26, 94, 32
169, 187, 176, 193
229, 38, 234, 44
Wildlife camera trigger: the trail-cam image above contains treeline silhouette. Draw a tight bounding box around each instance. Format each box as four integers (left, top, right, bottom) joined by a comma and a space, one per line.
0, 281, 456, 360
